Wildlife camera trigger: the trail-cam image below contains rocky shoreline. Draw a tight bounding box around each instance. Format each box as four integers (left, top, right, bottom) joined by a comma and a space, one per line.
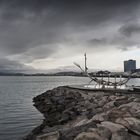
24, 86, 140, 140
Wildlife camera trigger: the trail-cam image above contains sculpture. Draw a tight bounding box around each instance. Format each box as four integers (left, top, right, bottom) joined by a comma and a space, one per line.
74, 53, 132, 89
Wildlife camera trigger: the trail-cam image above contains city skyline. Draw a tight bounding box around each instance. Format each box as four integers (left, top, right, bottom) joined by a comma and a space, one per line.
0, 0, 140, 72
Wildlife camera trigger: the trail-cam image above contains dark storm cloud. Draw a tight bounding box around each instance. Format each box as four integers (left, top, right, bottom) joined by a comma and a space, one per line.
0, 0, 140, 70
87, 38, 108, 46
119, 23, 140, 37
19, 45, 57, 62
0, 58, 32, 70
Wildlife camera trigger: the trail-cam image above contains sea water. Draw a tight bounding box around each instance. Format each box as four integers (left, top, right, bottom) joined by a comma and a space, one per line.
0, 76, 88, 140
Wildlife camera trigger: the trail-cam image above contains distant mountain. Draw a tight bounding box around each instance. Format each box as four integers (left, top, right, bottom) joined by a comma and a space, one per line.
51, 71, 84, 76
0, 71, 83, 76
0, 71, 140, 78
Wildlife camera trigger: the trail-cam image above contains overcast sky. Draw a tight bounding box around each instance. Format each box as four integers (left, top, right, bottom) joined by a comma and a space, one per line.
0, 0, 140, 72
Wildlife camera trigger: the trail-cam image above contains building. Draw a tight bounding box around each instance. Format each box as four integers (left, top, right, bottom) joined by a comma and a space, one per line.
124, 59, 136, 72
133, 68, 140, 73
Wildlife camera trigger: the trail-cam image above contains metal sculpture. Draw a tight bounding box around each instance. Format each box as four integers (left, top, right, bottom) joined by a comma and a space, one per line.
74, 53, 132, 89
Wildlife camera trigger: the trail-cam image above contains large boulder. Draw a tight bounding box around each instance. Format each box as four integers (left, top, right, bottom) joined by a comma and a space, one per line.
99, 121, 130, 140
33, 86, 86, 126
74, 132, 105, 140
115, 117, 140, 136
60, 121, 97, 140
119, 102, 140, 119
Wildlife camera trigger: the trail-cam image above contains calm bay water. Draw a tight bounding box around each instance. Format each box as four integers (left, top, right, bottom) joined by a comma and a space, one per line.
0, 76, 89, 140
0, 76, 139, 140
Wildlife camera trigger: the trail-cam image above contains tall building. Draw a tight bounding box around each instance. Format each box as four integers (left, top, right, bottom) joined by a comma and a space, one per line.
124, 59, 136, 72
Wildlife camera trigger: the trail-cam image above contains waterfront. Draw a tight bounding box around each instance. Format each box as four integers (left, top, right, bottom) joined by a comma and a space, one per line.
0, 76, 89, 140
0, 76, 139, 140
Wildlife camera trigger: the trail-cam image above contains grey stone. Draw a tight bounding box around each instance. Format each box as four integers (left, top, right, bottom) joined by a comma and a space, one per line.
36, 131, 59, 140
103, 101, 115, 111
115, 117, 140, 136
74, 132, 105, 140
88, 112, 108, 123
133, 98, 140, 102
24, 86, 140, 140
88, 126, 112, 139
60, 121, 97, 140
99, 121, 127, 133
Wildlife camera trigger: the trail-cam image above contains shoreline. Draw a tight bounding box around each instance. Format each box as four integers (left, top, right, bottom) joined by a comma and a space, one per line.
0, 72, 140, 78
0, 75, 140, 79
24, 86, 140, 140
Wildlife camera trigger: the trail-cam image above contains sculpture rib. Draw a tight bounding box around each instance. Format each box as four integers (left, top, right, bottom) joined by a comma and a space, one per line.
74, 62, 131, 87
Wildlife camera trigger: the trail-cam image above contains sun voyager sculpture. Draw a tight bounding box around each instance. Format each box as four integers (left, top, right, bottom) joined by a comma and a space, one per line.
74, 53, 132, 90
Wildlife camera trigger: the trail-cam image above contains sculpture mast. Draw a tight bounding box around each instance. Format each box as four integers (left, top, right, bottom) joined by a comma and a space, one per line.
84, 53, 88, 73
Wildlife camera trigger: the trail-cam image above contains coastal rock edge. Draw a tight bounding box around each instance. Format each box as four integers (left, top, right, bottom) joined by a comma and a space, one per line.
23, 86, 140, 140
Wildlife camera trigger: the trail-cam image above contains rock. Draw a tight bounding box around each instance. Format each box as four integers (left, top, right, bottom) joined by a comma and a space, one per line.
60, 121, 97, 140
128, 97, 135, 102
114, 96, 130, 107
119, 102, 140, 118
130, 134, 140, 140
74, 125, 112, 140
84, 100, 92, 107
59, 113, 70, 124
36, 131, 59, 140
24, 86, 140, 140
88, 113, 108, 123
133, 98, 140, 102
103, 101, 115, 111
116, 96, 128, 100
85, 108, 97, 119
74, 132, 104, 140
96, 107, 103, 113
111, 130, 130, 140
108, 95, 117, 101
107, 108, 131, 121
33, 86, 86, 126
95, 94, 104, 100
99, 121, 127, 133
115, 117, 140, 136
88, 127, 112, 139
134, 110, 140, 119
99, 121, 130, 140
98, 100, 106, 107
74, 118, 89, 127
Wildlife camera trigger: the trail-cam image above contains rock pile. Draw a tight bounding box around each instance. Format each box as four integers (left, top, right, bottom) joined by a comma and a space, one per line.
24, 86, 140, 140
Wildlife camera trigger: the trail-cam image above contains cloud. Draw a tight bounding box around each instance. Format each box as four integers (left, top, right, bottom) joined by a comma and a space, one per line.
119, 23, 140, 37
0, 58, 33, 71
87, 38, 108, 46
17, 44, 59, 62
0, 0, 140, 70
